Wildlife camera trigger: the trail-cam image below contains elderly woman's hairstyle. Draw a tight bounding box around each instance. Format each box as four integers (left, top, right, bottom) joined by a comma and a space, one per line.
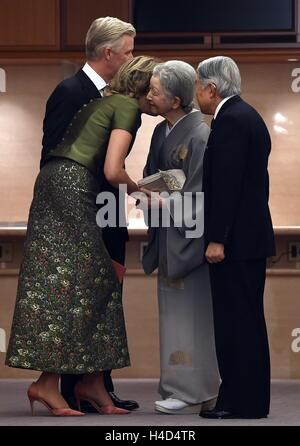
85, 16, 136, 60
197, 56, 241, 98
152, 60, 197, 113
109, 55, 159, 99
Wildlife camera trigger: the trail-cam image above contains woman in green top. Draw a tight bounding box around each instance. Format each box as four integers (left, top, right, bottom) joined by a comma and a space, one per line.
6, 56, 157, 416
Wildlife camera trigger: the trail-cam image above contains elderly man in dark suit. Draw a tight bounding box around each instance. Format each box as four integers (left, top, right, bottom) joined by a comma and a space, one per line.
40, 16, 138, 412
196, 56, 275, 419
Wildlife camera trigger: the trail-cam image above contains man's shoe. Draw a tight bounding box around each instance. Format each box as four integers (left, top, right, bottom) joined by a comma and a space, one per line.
200, 408, 267, 419
200, 409, 238, 419
155, 398, 202, 414
109, 392, 139, 411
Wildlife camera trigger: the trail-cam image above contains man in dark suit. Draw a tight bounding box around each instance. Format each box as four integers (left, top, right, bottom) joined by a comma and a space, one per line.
196, 56, 275, 419
41, 16, 139, 412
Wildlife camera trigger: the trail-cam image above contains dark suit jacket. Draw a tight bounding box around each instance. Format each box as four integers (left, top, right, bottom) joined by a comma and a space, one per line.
41, 69, 129, 245
203, 95, 275, 261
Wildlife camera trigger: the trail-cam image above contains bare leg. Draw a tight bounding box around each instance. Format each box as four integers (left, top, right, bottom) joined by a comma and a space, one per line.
80, 371, 113, 406
34, 372, 70, 408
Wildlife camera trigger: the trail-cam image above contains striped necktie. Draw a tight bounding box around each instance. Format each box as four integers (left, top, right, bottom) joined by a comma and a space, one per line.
99, 86, 108, 97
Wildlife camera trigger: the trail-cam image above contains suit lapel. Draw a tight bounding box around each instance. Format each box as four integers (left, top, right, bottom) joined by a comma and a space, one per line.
76, 69, 101, 101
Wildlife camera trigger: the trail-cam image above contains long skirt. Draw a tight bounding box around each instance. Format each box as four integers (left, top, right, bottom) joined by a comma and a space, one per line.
6, 158, 130, 373
158, 229, 220, 404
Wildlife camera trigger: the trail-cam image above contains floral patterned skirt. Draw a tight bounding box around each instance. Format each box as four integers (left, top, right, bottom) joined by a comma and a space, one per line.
6, 158, 130, 373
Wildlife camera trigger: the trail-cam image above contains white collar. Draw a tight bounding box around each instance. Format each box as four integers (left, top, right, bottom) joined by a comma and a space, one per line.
82, 62, 107, 91
214, 96, 235, 120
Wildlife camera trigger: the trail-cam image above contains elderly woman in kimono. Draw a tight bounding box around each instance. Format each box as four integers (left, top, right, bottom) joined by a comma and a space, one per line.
141, 61, 220, 414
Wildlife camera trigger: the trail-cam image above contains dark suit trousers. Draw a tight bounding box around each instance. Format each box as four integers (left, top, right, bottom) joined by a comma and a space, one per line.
61, 228, 126, 402
209, 259, 270, 417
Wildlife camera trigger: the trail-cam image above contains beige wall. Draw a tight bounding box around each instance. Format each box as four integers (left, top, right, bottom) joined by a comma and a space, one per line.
0, 61, 300, 225
0, 63, 79, 222
265, 274, 300, 379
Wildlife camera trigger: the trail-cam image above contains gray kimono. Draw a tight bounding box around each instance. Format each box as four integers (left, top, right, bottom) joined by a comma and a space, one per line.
142, 111, 220, 404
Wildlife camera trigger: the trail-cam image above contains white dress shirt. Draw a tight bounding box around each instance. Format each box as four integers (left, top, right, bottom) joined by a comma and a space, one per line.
82, 62, 107, 94
214, 95, 235, 120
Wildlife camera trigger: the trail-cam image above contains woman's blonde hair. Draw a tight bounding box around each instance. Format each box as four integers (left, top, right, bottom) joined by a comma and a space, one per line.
109, 55, 159, 99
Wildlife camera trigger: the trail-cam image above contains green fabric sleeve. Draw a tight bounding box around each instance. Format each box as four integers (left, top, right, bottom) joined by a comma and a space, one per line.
111, 95, 141, 136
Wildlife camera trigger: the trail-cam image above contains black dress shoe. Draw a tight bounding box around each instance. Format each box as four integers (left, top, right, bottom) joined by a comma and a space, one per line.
78, 400, 100, 413
200, 409, 238, 419
200, 408, 266, 419
109, 392, 139, 411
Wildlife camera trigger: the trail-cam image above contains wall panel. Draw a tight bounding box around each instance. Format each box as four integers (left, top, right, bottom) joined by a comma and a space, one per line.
0, 0, 60, 50
61, 0, 131, 50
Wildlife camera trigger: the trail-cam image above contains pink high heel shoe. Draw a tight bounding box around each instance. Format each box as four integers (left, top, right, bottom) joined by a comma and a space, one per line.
74, 382, 130, 415
27, 382, 85, 417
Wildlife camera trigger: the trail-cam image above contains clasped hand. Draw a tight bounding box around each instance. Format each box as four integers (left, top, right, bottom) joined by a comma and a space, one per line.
133, 190, 225, 264
205, 242, 225, 263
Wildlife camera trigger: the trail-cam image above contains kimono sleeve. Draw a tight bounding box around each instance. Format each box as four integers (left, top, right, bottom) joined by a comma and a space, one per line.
143, 121, 165, 177
141, 122, 165, 275
165, 125, 210, 279
167, 123, 210, 239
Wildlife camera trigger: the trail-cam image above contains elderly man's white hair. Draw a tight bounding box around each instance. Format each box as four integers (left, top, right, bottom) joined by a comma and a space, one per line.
197, 56, 241, 98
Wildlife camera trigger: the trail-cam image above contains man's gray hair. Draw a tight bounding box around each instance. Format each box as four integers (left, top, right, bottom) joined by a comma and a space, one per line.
85, 16, 136, 60
153, 60, 197, 113
197, 56, 241, 98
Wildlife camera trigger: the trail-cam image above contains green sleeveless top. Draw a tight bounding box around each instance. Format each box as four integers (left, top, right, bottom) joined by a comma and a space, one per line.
45, 94, 141, 176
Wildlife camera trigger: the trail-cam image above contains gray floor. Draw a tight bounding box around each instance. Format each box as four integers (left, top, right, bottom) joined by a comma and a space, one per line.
0, 379, 299, 426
